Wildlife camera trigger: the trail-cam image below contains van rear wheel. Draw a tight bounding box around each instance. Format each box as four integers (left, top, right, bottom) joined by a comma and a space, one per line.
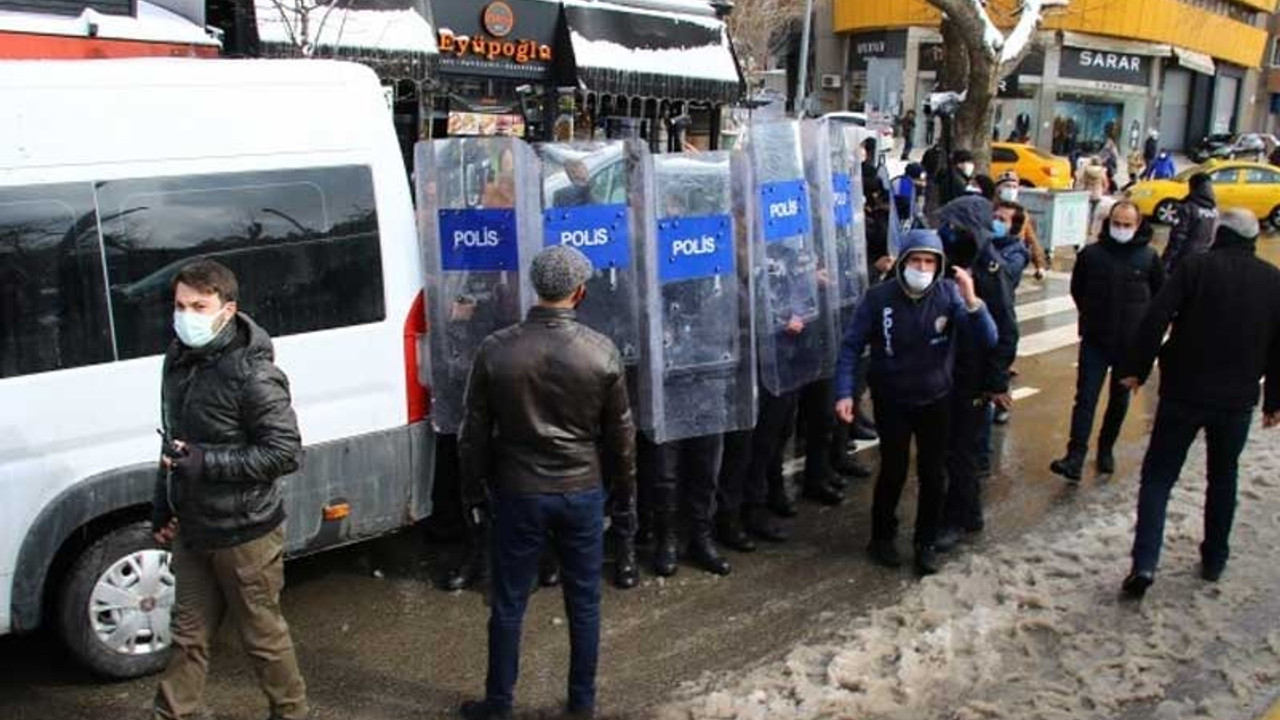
58, 521, 174, 679
1268, 205, 1280, 229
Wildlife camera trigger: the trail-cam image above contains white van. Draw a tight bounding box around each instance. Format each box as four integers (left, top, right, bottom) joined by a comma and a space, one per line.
0, 59, 433, 678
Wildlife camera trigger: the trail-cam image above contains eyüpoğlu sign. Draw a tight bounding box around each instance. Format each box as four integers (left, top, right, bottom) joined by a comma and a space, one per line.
435, 0, 556, 78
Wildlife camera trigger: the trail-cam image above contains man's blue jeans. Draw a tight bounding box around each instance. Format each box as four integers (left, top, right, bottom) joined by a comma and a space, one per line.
1066, 340, 1131, 460
486, 487, 604, 713
1131, 398, 1252, 574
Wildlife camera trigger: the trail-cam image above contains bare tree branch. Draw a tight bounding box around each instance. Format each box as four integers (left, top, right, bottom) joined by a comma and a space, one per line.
726, 0, 804, 75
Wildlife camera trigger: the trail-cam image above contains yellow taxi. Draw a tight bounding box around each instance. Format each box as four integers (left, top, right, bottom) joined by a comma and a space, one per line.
990, 142, 1073, 190
1127, 160, 1280, 226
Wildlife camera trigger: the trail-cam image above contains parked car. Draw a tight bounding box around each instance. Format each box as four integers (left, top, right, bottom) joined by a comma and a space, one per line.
989, 142, 1073, 190
1126, 160, 1280, 226
0, 58, 432, 679
1189, 132, 1277, 164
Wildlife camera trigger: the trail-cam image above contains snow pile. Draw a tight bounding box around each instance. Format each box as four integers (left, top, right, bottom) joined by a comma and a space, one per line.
661, 424, 1280, 720
0, 0, 219, 46
254, 0, 437, 54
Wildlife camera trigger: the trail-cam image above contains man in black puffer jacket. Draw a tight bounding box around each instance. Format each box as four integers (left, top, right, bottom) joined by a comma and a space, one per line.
152, 259, 308, 720
1163, 171, 1218, 274
1050, 202, 1165, 481
1117, 209, 1280, 598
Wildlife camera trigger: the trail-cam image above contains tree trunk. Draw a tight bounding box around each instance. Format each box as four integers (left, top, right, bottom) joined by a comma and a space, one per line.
954, 48, 1001, 173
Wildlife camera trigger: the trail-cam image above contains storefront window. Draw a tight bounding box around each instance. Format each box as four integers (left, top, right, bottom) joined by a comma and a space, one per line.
1053, 94, 1122, 155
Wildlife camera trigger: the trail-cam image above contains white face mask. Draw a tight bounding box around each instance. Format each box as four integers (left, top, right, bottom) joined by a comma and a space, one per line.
1111, 226, 1137, 244
173, 308, 228, 348
997, 187, 1018, 203
959, 162, 976, 178
903, 267, 935, 293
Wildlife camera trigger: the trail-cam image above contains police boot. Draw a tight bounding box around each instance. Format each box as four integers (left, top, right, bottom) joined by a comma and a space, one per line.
443, 540, 488, 591
686, 525, 731, 576
801, 476, 846, 506
715, 511, 757, 553
745, 505, 790, 543
613, 534, 639, 589
652, 488, 679, 577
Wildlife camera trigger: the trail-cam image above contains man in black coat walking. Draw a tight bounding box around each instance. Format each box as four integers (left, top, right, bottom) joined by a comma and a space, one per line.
1050, 202, 1165, 481
1118, 209, 1280, 598
152, 260, 308, 720
1164, 172, 1218, 273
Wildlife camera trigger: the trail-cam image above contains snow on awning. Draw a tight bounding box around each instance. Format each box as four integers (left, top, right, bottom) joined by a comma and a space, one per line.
1061, 31, 1170, 57
1173, 47, 1216, 77
561, 0, 742, 104
0, 0, 219, 47
253, 0, 436, 80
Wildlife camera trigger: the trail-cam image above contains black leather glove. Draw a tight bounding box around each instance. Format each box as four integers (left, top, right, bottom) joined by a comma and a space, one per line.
172, 444, 205, 484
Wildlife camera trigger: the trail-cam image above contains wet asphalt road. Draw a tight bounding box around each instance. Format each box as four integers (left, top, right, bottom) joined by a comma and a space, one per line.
2, 235, 1277, 720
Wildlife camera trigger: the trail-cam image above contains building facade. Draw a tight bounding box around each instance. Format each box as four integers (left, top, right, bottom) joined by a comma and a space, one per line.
822, 0, 1275, 154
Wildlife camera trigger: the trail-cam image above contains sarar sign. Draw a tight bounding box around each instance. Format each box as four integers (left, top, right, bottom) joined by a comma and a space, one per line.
1060, 47, 1150, 87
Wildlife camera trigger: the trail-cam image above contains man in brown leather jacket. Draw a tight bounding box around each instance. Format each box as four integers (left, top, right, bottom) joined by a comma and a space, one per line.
457, 245, 636, 720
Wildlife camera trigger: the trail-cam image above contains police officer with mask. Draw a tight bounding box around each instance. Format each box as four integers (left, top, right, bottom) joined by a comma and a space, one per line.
834, 230, 996, 576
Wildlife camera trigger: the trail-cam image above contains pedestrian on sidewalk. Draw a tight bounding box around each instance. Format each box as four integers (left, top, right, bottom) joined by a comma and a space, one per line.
1118, 209, 1280, 598
900, 109, 917, 160
834, 230, 996, 576
151, 259, 309, 720
457, 246, 636, 720
1163, 172, 1218, 274
1050, 202, 1164, 482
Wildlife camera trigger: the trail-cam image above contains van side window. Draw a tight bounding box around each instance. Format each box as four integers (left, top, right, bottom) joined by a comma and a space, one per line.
0, 184, 114, 378
97, 166, 386, 359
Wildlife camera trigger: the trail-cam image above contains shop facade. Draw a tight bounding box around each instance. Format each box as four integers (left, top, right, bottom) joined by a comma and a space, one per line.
830, 0, 1270, 156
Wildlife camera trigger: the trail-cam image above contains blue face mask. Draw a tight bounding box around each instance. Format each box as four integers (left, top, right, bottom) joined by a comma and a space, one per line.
173, 309, 227, 348
991, 219, 1009, 239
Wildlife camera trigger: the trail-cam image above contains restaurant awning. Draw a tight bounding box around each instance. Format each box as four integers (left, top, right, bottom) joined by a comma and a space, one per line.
253, 0, 436, 81
560, 0, 742, 104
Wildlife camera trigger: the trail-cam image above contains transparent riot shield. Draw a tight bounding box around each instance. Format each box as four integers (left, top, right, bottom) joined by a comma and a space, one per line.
637, 151, 756, 444
739, 119, 837, 395
801, 118, 868, 377
535, 140, 647, 364
416, 136, 542, 435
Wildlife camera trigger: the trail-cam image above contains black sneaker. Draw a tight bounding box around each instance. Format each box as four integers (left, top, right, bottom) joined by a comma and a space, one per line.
867, 539, 903, 568
914, 545, 940, 576
1096, 450, 1116, 475
801, 481, 846, 506
832, 453, 873, 479
1050, 456, 1083, 482
1121, 569, 1155, 599
1201, 559, 1226, 582
745, 507, 790, 543
935, 527, 962, 553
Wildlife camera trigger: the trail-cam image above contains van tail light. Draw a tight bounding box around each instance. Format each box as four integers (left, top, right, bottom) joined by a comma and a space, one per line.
404, 290, 429, 423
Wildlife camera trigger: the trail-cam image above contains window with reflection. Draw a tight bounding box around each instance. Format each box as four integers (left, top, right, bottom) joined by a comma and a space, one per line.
0, 183, 113, 378
97, 166, 386, 359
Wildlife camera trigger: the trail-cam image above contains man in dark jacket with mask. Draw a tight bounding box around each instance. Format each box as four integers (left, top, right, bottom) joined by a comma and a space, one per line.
938, 149, 980, 206
931, 197, 1019, 549
834, 230, 996, 576
152, 260, 308, 720
1164, 172, 1218, 273
1050, 202, 1165, 481
1117, 209, 1280, 598
458, 246, 636, 720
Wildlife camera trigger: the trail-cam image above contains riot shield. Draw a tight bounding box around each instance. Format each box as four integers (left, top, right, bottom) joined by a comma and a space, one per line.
801, 118, 869, 377
738, 119, 838, 395
535, 140, 647, 364
416, 136, 542, 435
637, 151, 756, 444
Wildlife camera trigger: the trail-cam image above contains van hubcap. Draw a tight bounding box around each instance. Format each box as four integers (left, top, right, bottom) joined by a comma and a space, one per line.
89, 550, 174, 656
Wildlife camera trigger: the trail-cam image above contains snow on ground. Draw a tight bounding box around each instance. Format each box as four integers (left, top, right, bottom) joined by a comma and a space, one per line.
659, 424, 1280, 720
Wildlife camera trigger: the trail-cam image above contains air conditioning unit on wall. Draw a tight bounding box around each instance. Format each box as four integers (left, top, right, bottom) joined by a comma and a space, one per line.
821, 74, 842, 90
